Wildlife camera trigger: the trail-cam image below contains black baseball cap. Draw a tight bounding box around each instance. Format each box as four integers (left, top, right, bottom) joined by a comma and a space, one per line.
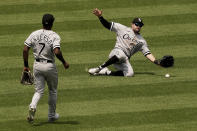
132, 17, 144, 27
42, 14, 55, 26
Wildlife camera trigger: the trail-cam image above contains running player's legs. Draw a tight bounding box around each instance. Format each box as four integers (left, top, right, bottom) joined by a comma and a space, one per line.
45, 64, 58, 119
29, 67, 45, 109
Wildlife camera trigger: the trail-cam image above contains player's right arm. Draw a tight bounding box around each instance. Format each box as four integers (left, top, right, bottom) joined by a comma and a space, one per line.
23, 45, 30, 71
93, 8, 112, 30
23, 32, 34, 72
93, 8, 126, 32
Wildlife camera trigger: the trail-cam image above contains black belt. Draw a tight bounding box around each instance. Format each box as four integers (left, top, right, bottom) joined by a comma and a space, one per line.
36, 59, 52, 63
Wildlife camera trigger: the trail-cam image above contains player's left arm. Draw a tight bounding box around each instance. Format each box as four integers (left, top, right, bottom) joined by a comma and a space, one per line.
145, 53, 162, 66
140, 42, 159, 65
54, 48, 69, 69
53, 35, 69, 69
145, 53, 156, 63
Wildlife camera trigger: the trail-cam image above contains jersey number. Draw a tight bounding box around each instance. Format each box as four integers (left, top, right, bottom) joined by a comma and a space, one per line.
39, 43, 45, 55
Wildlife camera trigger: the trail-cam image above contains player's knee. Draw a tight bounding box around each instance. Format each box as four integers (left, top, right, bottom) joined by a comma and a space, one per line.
124, 71, 134, 77
36, 89, 44, 96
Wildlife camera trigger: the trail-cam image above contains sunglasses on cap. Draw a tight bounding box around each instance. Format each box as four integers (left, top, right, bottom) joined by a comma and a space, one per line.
134, 22, 143, 27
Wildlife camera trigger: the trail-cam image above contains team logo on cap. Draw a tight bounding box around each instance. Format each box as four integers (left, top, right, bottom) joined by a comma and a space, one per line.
138, 18, 142, 22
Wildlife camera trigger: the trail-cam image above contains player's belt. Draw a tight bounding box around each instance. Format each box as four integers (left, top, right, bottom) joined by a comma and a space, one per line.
36, 59, 53, 63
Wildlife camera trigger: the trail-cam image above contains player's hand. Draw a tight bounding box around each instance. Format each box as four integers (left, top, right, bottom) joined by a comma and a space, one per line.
24, 67, 30, 72
93, 8, 102, 17
63, 62, 69, 69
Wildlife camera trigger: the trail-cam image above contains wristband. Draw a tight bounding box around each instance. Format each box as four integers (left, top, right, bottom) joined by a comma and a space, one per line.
24, 61, 29, 67
154, 60, 160, 65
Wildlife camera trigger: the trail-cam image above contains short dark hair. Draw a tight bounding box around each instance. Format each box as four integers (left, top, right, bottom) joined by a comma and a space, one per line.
42, 14, 55, 28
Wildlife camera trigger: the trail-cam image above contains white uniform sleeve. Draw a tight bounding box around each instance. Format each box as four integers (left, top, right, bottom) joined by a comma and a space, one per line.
110, 22, 127, 32
24, 33, 34, 47
53, 34, 61, 49
140, 41, 151, 56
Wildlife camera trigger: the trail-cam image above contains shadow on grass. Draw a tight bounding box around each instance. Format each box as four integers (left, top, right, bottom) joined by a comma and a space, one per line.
135, 71, 177, 77
31, 107, 197, 128
1, 107, 197, 130
135, 72, 155, 75
89, 72, 156, 77
32, 120, 80, 126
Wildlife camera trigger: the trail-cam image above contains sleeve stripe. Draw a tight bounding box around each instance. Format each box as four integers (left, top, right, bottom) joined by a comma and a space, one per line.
144, 51, 151, 56
53, 45, 60, 49
110, 22, 114, 31
24, 42, 31, 47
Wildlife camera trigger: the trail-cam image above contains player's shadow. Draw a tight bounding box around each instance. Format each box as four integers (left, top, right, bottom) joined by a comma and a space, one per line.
135, 72, 155, 75
32, 120, 80, 126
135, 72, 176, 77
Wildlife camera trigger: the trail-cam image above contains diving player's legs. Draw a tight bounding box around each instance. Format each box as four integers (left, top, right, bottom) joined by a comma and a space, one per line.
88, 55, 119, 74
112, 60, 134, 77
88, 48, 124, 74
107, 49, 134, 76
99, 58, 134, 76
88, 48, 133, 77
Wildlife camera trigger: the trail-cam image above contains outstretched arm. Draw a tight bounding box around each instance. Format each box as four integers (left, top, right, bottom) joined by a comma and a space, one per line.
93, 8, 112, 30
146, 53, 162, 66
146, 53, 156, 63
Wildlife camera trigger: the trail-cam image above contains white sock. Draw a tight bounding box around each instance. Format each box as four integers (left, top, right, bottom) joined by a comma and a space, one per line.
106, 70, 111, 75
29, 92, 42, 109
98, 65, 103, 70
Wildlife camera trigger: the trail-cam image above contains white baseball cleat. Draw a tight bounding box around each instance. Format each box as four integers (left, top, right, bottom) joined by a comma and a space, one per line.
27, 108, 36, 123
88, 67, 102, 75
48, 113, 59, 122
98, 67, 110, 75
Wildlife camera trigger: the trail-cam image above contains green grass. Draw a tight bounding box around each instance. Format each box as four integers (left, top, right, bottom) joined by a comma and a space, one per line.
0, 0, 197, 131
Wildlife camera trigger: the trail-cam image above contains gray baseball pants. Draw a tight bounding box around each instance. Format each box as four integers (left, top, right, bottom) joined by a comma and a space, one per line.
29, 61, 58, 119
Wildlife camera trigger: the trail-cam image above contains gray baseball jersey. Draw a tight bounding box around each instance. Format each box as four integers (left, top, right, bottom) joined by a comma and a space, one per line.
25, 29, 61, 62
110, 22, 151, 58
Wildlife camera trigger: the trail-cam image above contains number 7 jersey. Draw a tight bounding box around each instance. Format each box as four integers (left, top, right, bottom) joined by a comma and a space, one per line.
24, 29, 61, 62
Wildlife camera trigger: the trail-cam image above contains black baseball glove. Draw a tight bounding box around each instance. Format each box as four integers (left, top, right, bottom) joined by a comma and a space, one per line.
20, 71, 34, 85
154, 55, 174, 68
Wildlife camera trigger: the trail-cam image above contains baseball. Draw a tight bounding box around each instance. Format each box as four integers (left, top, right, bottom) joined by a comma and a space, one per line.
165, 73, 170, 78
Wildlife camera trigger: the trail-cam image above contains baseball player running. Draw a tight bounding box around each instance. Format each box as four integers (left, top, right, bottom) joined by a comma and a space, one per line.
89, 8, 160, 76
23, 14, 69, 122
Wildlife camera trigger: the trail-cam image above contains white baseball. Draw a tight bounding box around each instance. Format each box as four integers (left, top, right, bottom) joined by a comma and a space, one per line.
165, 73, 170, 78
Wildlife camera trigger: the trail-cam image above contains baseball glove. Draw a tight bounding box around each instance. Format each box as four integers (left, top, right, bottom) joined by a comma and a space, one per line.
20, 71, 34, 85
154, 55, 174, 68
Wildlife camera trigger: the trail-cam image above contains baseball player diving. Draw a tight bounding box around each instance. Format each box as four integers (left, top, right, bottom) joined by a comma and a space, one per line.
23, 14, 69, 122
89, 8, 165, 76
